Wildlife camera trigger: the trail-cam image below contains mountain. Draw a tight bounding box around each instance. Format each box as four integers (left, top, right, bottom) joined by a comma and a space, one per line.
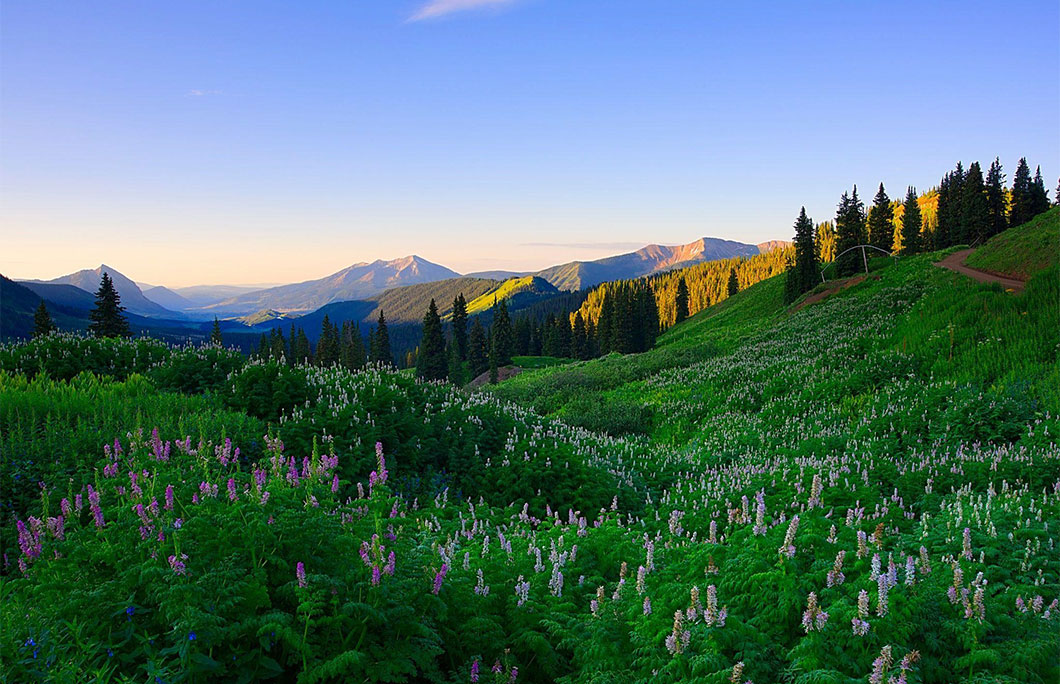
756, 240, 792, 253
23, 265, 178, 318
19, 281, 97, 311
201, 256, 460, 316
465, 270, 531, 280
533, 237, 760, 291
169, 284, 266, 308
141, 285, 195, 312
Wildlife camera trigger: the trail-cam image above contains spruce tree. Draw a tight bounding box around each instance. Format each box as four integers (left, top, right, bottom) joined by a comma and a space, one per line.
637, 284, 659, 351
1009, 157, 1033, 228
341, 322, 367, 370
210, 317, 223, 345
451, 294, 469, 360
467, 318, 489, 379
32, 301, 55, 338
416, 299, 448, 381
674, 277, 690, 324
294, 328, 311, 364
269, 327, 286, 360
571, 312, 587, 360
960, 162, 990, 245
446, 343, 466, 386
490, 299, 514, 366
488, 336, 499, 384
314, 316, 339, 365
727, 268, 739, 297
1029, 166, 1050, 216
936, 163, 966, 248
867, 183, 895, 253
787, 207, 819, 302
88, 272, 131, 338
815, 221, 836, 263
554, 314, 572, 358
900, 187, 922, 255
835, 187, 867, 277
985, 158, 1007, 239
370, 311, 392, 366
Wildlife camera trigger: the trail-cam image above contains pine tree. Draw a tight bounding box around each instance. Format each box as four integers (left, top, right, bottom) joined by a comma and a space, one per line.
900, 187, 922, 255
370, 311, 392, 366
727, 268, 739, 297
451, 294, 469, 360
488, 336, 499, 384
936, 162, 966, 248
446, 343, 466, 386
554, 314, 572, 358
959, 162, 989, 245
416, 299, 448, 381
341, 322, 367, 370
787, 207, 819, 303
490, 299, 514, 366
315, 315, 340, 365
88, 272, 131, 338
815, 221, 837, 263
210, 317, 223, 345
269, 328, 287, 360
867, 183, 895, 253
1029, 166, 1050, 216
571, 312, 588, 360
1009, 157, 1033, 228
835, 187, 867, 277
513, 317, 531, 356
467, 319, 489, 379
985, 158, 1007, 239
32, 301, 55, 338
256, 334, 268, 359
674, 277, 690, 324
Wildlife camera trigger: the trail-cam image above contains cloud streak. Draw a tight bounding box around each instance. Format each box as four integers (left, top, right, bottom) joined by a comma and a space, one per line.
409, 0, 520, 21
186, 89, 223, 97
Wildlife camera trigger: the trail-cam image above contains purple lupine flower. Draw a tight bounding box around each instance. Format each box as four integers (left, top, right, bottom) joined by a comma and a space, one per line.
470, 659, 480, 683
331, 474, 339, 494
385, 551, 396, 576
643, 596, 652, 615
46, 516, 65, 541
432, 563, 449, 595
371, 565, 382, 586
168, 554, 186, 575
296, 561, 307, 588
60, 497, 72, 517
227, 478, 238, 502
87, 485, 104, 528
17, 520, 41, 559
509, 667, 517, 683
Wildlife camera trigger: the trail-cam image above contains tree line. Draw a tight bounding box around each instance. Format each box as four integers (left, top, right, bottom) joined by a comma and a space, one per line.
785, 156, 1054, 302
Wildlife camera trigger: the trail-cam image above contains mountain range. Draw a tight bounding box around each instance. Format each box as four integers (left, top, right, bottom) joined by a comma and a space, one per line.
7, 235, 780, 338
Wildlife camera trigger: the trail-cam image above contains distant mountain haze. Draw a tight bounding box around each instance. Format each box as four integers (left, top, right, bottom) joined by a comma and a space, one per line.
200, 255, 461, 316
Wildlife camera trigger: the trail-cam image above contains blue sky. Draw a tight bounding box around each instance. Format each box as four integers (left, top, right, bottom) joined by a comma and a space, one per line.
2, 0, 1057, 286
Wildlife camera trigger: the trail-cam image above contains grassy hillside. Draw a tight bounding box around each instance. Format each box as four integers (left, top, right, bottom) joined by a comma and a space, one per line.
965, 206, 1059, 278
463, 275, 559, 315
2, 238, 1058, 682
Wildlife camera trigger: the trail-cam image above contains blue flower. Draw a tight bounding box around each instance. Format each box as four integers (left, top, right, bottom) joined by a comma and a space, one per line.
108, 649, 114, 657
126, 606, 135, 620
188, 632, 196, 641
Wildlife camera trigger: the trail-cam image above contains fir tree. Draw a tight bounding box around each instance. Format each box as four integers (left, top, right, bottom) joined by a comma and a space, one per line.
490, 299, 514, 366
488, 336, 499, 384
835, 187, 867, 277
786, 207, 819, 303
467, 318, 489, 379
269, 327, 287, 360
32, 301, 55, 338
210, 317, 223, 345
867, 183, 895, 253
446, 343, 466, 386
571, 312, 588, 360
985, 158, 1007, 239
727, 268, 739, 297
88, 272, 131, 338
900, 187, 922, 255
416, 299, 448, 382
1029, 166, 1051, 216
815, 221, 836, 263
451, 294, 469, 360
316, 315, 340, 366
674, 277, 690, 324
936, 162, 966, 248
960, 162, 989, 245
370, 311, 392, 366
1009, 157, 1033, 228
341, 322, 367, 370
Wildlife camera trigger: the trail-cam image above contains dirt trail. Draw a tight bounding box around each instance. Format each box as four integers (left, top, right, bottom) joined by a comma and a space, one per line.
793, 275, 866, 311
935, 249, 1026, 293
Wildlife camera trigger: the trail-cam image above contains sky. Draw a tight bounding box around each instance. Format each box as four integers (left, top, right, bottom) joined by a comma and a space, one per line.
2, 0, 1057, 287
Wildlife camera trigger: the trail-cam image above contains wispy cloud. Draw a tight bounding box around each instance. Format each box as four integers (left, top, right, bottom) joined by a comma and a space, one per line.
522, 241, 645, 251
409, 0, 520, 21
186, 89, 223, 97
